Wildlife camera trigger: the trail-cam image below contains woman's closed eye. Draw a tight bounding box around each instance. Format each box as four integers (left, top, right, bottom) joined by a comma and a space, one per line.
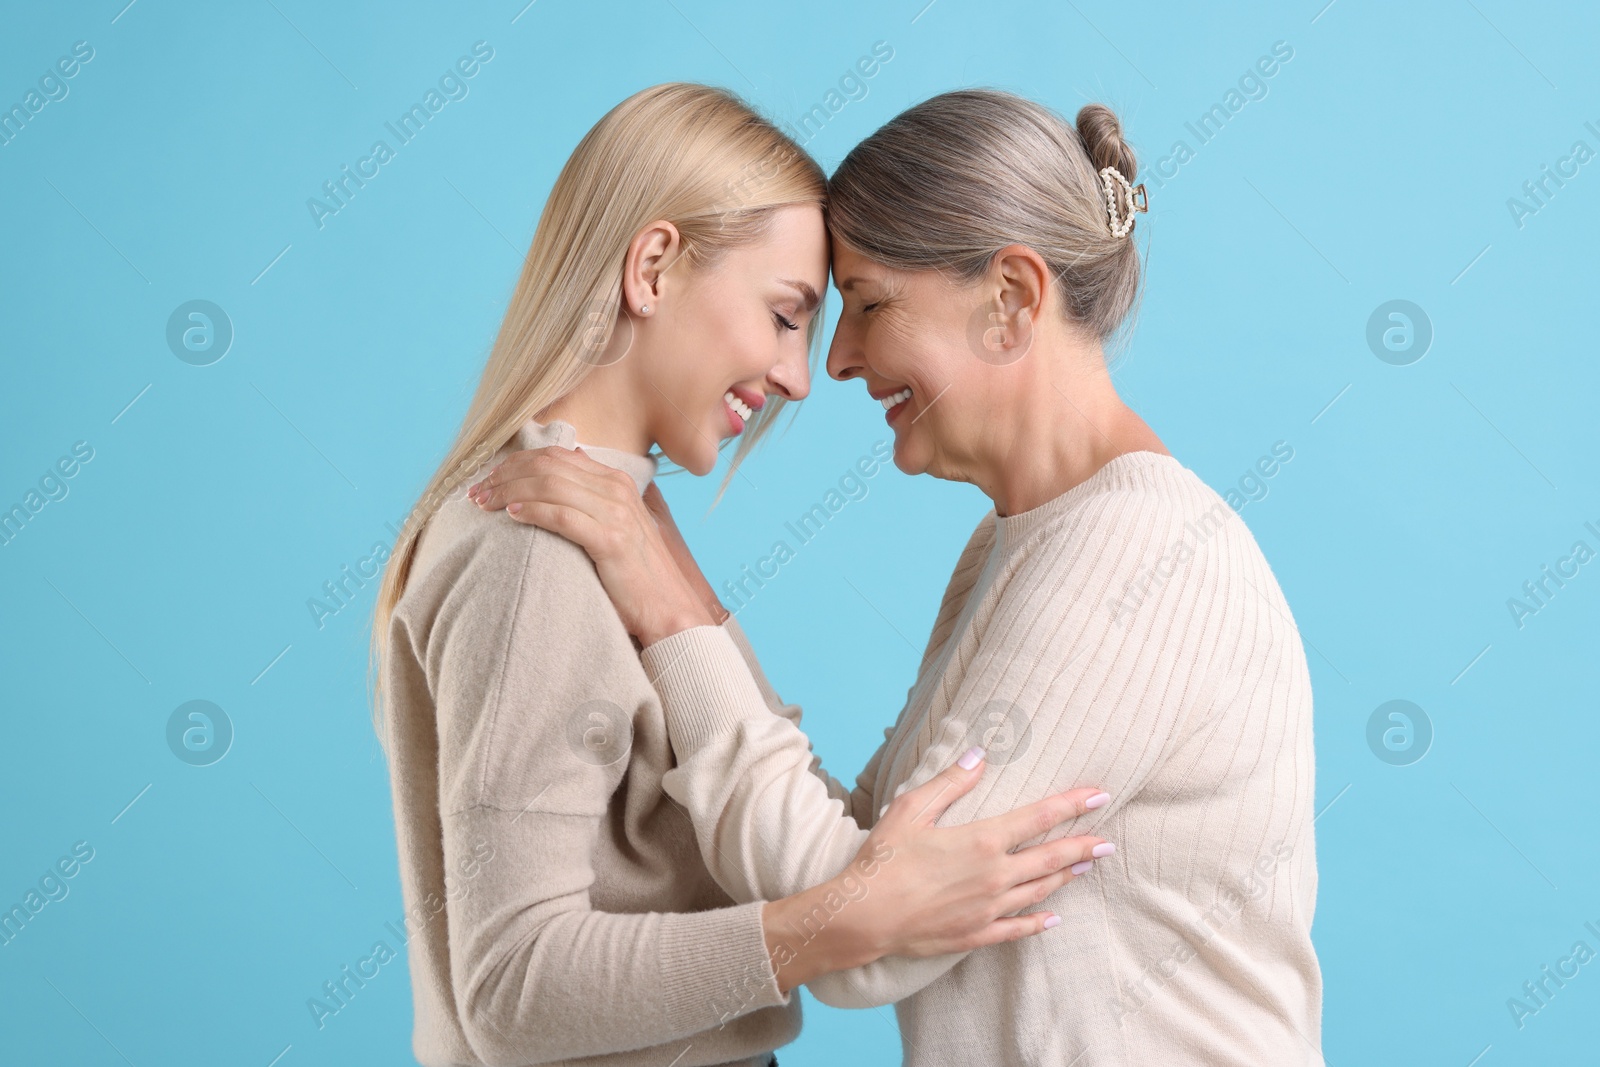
774, 312, 800, 332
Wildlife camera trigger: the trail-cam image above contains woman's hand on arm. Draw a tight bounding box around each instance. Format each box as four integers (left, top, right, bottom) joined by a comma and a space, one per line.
468, 446, 723, 642
758, 747, 1111, 995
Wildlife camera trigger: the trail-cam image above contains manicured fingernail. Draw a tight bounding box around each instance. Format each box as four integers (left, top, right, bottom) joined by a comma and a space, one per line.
1091, 842, 1116, 858
1070, 860, 1094, 875
1085, 792, 1111, 810
957, 745, 985, 770
1043, 914, 1061, 929
508, 503, 522, 515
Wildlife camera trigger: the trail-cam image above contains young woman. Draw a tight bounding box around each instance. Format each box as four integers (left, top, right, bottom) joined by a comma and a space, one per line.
472, 90, 1324, 1065
372, 84, 1113, 1067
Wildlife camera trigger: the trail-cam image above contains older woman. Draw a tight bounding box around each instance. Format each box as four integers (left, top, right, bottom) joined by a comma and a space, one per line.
473, 89, 1322, 1065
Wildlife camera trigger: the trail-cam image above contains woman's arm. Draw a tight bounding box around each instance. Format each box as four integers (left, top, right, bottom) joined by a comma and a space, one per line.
643, 622, 1113, 1009
423, 530, 795, 1063
712, 505, 1000, 829
635, 473, 878, 817
720, 612, 880, 817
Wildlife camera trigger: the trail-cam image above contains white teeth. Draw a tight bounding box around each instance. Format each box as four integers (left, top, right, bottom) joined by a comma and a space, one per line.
880, 387, 913, 410
723, 391, 753, 422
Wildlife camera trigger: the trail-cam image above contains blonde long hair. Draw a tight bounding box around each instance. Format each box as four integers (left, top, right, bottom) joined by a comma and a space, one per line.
370, 83, 827, 752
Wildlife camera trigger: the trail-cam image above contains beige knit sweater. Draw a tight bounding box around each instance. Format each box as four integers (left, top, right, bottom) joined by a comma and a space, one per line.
642, 450, 1324, 1066
383, 418, 806, 1067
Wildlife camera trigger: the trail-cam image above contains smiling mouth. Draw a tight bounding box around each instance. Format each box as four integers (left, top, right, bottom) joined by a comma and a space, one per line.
879, 387, 912, 411
876, 385, 914, 424
724, 390, 754, 423
723, 390, 758, 436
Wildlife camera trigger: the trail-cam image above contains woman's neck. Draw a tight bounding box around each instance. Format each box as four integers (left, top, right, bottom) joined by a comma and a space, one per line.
970, 353, 1167, 519
536, 375, 654, 457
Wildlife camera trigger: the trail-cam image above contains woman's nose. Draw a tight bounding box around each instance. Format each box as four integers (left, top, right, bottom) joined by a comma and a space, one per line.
768, 343, 812, 402
826, 324, 862, 382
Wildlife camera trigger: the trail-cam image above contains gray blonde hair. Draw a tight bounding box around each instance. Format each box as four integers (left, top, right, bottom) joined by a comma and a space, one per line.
826, 89, 1143, 345
370, 83, 826, 753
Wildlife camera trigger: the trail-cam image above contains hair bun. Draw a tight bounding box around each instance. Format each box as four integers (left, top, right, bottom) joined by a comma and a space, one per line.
1074, 103, 1137, 184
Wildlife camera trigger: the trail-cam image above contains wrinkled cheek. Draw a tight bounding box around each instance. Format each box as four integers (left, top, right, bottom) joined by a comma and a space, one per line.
854, 319, 908, 387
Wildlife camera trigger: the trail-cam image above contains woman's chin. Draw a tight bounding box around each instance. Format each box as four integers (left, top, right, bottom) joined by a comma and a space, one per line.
888, 435, 920, 476
661, 438, 719, 478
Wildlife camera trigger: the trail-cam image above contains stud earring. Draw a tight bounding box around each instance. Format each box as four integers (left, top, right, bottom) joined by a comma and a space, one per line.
639, 304, 650, 314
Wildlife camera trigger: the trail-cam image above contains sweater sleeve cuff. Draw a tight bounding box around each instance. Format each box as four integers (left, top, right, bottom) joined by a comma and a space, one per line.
640, 624, 771, 754
659, 899, 788, 1026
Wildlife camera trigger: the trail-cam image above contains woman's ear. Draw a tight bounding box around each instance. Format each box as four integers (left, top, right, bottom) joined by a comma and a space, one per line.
621, 220, 684, 317
993, 243, 1050, 326
970, 244, 1048, 365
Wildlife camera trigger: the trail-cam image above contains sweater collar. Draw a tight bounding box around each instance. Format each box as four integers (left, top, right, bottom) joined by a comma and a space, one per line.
992, 450, 1179, 556
513, 418, 659, 495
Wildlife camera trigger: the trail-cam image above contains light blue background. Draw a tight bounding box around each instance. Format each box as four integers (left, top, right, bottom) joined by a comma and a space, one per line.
3, 1, 1597, 1064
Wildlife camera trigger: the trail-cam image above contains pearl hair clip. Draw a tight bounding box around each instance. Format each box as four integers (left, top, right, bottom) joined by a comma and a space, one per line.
1099, 166, 1148, 238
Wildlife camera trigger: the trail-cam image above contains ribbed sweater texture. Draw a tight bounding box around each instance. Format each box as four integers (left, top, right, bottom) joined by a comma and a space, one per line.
642, 449, 1324, 1067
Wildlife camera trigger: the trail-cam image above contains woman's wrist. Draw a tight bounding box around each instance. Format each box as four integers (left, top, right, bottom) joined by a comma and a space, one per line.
637, 599, 719, 648
761, 876, 884, 994
683, 567, 728, 625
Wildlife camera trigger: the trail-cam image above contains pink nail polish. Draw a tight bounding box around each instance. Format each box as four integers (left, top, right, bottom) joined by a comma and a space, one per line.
957, 745, 985, 770
1091, 842, 1116, 858
1070, 860, 1093, 875
1085, 792, 1111, 810
508, 503, 522, 515
1043, 914, 1062, 929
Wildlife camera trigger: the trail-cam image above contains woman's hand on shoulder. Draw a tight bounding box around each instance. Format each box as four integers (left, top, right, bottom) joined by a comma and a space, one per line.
467, 446, 718, 644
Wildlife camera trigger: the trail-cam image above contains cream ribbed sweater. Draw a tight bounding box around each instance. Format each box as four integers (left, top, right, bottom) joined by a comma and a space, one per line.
383, 418, 801, 1067
643, 451, 1324, 1066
